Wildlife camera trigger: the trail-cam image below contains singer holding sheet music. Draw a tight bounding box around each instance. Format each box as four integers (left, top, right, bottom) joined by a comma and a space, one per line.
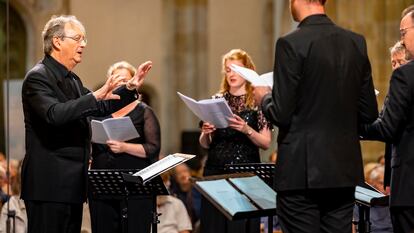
21, 15, 152, 233
198, 49, 272, 233
89, 61, 161, 233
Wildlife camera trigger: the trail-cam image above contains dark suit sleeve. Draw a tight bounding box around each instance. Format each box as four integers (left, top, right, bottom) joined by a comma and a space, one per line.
94, 86, 139, 116
262, 38, 302, 127
22, 71, 99, 126
361, 68, 411, 141
384, 143, 392, 187
22, 70, 137, 127
357, 37, 378, 124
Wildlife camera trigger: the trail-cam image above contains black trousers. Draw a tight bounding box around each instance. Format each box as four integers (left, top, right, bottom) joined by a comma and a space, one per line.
390, 206, 414, 233
89, 197, 152, 233
25, 200, 83, 233
276, 187, 355, 233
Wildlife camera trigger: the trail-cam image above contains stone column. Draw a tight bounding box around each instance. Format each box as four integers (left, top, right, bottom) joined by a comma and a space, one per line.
161, 0, 207, 153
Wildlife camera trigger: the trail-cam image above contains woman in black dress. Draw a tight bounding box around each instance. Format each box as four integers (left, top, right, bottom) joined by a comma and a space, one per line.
89, 61, 161, 233
199, 49, 272, 233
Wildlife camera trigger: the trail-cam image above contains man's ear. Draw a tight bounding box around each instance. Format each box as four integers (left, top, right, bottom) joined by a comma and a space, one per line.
52, 37, 62, 51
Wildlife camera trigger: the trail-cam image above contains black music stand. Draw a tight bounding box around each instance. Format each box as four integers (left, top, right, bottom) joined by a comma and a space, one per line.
195, 172, 276, 233
353, 183, 389, 233
225, 163, 275, 189
88, 169, 168, 233
225, 163, 276, 233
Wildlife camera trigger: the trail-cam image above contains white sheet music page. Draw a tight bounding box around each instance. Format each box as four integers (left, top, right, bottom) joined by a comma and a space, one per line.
133, 153, 196, 182
91, 116, 139, 144
230, 64, 273, 88
91, 120, 109, 144
177, 92, 205, 119
177, 92, 233, 128
198, 98, 233, 128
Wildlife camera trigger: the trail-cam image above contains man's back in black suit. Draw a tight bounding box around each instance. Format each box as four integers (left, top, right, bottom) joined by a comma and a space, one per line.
258, 1, 378, 232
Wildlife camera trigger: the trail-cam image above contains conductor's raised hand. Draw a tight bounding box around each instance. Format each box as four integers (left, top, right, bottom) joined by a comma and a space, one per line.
93, 73, 126, 101
126, 61, 153, 90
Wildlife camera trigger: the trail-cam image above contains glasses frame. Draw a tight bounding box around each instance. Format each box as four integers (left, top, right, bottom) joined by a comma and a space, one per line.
61, 35, 87, 44
400, 25, 414, 38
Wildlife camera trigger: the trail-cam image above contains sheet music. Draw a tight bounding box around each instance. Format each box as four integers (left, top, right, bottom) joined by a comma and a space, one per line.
177, 92, 233, 128
91, 120, 109, 144
133, 153, 195, 182
229, 176, 276, 210
197, 179, 258, 216
91, 116, 139, 144
230, 64, 273, 88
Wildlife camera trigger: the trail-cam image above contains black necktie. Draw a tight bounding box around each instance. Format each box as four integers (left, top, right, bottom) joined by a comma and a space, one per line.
71, 76, 82, 97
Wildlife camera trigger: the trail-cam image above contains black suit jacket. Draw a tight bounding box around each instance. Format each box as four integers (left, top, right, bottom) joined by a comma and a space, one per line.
261, 14, 378, 191
361, 60, 414, 207
21, 55, 138, 203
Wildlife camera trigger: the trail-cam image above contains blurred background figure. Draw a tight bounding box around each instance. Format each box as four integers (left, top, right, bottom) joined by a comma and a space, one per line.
390, 41, 409, 70
170, 163, 201, 230
363, 162, 381, 185
158, 163, 193, 233
0, 166, 8, 210
0, 160, 27, 233
156, 195, 192, 233
377, 155, 385, 166
369, 165, 388, 195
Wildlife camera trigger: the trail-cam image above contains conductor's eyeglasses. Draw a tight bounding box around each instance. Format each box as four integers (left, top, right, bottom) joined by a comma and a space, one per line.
400, 26, 414, 38
62, 34, 87, 45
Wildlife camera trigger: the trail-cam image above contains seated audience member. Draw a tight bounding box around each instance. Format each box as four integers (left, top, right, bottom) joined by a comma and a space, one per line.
363, 162, 380, 184
353, 164, 393, 233
390, 41, 409, 70
158, 168, 192, 233
156, 195, 192, 233
377, 155, 385, 166
0, 166, 9, 208
368, 165, 388, 195
170, 163, 201, 226
3, 159, 20, 196
0, 160, 27, 233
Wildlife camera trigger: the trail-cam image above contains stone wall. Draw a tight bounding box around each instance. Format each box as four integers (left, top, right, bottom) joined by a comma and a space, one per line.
4, 0, 414, 160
